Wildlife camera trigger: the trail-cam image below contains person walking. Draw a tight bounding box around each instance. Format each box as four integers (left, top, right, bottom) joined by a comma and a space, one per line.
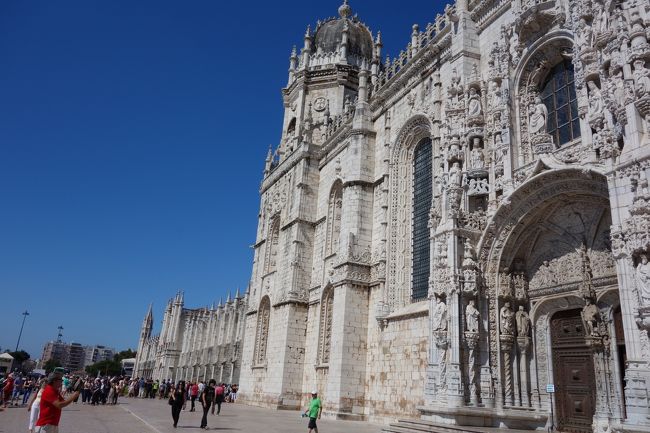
303, 390, 322, 433
35, 372, 81, 433
2, 373, 14, 408
27, 381, 45, 433
169, 381, 186, 428
199, 379, 215, 430
212, 383, 224, 415
189, 382, 199, 412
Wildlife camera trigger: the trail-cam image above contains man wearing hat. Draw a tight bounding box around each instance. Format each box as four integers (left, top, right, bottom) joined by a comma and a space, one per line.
35, 372, 80, 432
303, 390, 322, 433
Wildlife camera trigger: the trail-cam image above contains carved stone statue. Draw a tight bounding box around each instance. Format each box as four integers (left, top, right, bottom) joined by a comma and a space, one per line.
431, 295, 448, 331
582, 298, 600, 336
633, 60, 650, 97
500, 302, 515, 335
470, 145, 485, 170
468, 87, 482, 116
594, 1, 609, 35
636, 254, 650, 306
449, 162, 462, 186
576, 18, 593, 53
529, 97, 548, 134
468, 178, 490, 195
516, 306, 531, 337
489, 81, 502, 108
587, 80, 604, 124
466, 299, 480, 333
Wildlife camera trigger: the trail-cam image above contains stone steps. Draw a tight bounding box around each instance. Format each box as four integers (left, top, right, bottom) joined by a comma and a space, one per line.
381, 419, 536, 433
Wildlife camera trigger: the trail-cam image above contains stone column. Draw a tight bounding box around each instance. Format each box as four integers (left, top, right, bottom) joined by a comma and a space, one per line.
500, 335, 514, 406
517, 336, 531, 407
465, 331, 480, 405
587, 335, 613, 431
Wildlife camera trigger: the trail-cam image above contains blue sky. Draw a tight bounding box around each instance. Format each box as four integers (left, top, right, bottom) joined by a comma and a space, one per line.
0, 0, 445, 359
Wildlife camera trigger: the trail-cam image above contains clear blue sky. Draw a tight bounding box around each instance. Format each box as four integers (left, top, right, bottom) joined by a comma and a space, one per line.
0, 0, 444, 359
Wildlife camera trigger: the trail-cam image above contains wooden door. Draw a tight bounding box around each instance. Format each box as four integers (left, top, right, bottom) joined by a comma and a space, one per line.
551, 309, 596, 433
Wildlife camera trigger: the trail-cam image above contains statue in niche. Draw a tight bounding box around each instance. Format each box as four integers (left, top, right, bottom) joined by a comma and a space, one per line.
537, 260, 556, 286
587, 81, 604, 123
611, 69, 626, 106
500, 302, 515, 335
633, 60, 650, 97
470, 139, 485, 169
466, 299, 480, 333
448, 68, 463, 100
516, 306, 531, 337
431, 295, 448, 331
582, 298, 601, 336
529, 96, 548, 134
594, 1, 609, 35
468, 87, 483, 116
489, 81, 502, 108
636, 254, 650, 306
576, 18, 593, 52
449, 162, 462, 187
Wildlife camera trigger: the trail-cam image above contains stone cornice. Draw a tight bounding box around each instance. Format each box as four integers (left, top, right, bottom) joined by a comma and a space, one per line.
261, 146, 311, 193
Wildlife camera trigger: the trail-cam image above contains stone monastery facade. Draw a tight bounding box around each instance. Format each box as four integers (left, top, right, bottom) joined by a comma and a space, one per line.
236, 0, 650, 432
133, 291, 247, 385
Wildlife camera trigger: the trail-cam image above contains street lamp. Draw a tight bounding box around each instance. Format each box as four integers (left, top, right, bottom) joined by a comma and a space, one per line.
14, 310, 29, 352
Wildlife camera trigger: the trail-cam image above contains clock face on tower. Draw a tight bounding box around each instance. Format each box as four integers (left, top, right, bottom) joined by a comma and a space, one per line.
313, 97, 327, 112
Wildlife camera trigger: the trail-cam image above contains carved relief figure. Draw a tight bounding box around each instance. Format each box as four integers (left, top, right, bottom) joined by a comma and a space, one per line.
529, 96, 548, 134
500, 302, 515, 335
449, 162, 462, 186
576, 18, 593, 52
633, 60, 650, 97
468, 87, 482, 116
471, 146, 485, 170
582, 298, 601, 336
587, 81, 604, 123
516, 306, 531, 337
466, 299, 480, 333
489, 81, 502, 108
636, 254, 650, 305
432, 295, 448, 331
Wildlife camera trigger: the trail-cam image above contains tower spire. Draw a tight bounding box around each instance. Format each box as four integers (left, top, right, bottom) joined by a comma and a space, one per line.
338, 0, 352, 19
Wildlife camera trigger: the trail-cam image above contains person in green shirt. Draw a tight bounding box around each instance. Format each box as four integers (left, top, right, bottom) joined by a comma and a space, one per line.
303, 390, 322, 433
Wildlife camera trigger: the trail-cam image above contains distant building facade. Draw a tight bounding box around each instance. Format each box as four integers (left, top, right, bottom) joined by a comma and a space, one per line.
133, 291, 247, 384
40, 341, 116, 372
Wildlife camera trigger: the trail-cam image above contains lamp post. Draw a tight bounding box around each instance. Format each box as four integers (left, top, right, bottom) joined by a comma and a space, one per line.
14, 310, 29, 352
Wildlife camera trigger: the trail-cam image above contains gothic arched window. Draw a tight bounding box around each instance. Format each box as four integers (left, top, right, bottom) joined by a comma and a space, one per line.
264, 215, 280, 274
253, 296, 270, 365
540, 60, 581, 146
318, 287, 334, 364
325, 181, 343, 256
412, 138, 432, 301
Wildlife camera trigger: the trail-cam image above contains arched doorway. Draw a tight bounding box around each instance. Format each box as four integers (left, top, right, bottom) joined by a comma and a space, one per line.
550, 308, 596, 433
477, 167, 627, 430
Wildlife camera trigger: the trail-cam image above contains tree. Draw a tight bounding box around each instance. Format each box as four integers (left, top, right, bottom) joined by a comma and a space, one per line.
85, 359, 122, 377
8, 350, 30, 364
43, 359, 62, 373
114, 349, 136, 362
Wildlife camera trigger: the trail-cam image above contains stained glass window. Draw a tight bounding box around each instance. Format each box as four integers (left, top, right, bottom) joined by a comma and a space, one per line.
540, 60, 581, 146
412, 138, 433, 301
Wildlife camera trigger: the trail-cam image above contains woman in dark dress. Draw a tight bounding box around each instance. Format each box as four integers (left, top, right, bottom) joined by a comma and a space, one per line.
170, 381, 186, 428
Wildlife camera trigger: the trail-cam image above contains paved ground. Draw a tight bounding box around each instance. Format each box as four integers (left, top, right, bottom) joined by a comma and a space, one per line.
0, 398, 383, 433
